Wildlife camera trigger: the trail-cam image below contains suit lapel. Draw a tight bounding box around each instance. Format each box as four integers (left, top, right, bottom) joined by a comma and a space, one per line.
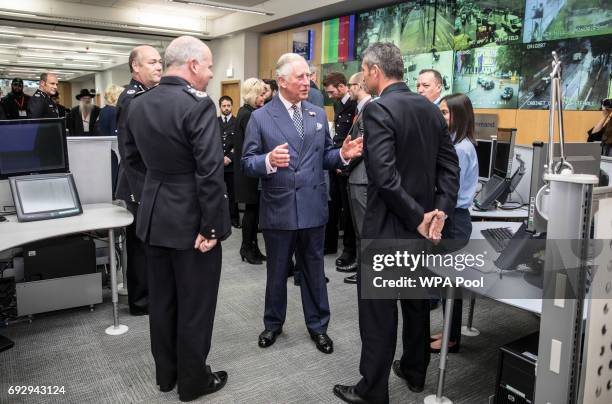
267, 96, 303, 157
299, 106, 317, 162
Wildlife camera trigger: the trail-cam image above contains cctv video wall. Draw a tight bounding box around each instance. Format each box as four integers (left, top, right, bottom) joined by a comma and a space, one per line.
320, 0, 612, 110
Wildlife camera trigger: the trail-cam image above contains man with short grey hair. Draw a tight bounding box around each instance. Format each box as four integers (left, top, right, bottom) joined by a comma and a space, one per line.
307, 63, 325, 108
242, 53, 363, 354
334, 42, 459, 404
126, 36, 229, 401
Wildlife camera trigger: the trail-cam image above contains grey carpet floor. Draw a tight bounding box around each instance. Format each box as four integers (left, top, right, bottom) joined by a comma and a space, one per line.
0, 231, 539, 403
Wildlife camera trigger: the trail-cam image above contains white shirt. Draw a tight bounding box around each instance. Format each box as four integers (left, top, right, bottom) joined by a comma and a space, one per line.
356, 95, 372, 114
265, 92, 348, 174
341, 92, 351, 105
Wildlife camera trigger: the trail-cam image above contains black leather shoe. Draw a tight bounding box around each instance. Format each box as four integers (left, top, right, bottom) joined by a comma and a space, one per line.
311, 333, 333, 354
344, 274, 357, 284
231, 220, 241, 229
392, 360, 424, 393
333, 385, 370, 404
258, 329, 281, 348
178, 371, 228, 402
159, 382, 176, 392
336, 251, 356, 269
129, 305, 148, 316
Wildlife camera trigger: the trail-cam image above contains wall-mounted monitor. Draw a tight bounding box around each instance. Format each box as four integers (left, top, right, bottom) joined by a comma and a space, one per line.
292, 30, 314, 61
453, 44, 522, 109
321, 15, 355, 64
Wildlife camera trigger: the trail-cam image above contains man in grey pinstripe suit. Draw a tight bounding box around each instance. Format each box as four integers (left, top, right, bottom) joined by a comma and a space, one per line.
242, 53, 363, 354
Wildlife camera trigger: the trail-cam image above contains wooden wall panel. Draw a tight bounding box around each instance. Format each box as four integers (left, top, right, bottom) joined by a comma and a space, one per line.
476, 109, 601, 145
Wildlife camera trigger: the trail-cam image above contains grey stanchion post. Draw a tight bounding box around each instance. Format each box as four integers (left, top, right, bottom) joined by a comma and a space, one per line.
105, 228, 128, 335
118, 232, 128, 296
461, 293, 480, 336
425, 288, 454, 404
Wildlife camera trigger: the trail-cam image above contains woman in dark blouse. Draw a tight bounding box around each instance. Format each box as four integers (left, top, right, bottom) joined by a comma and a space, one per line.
587, 102, 612, 156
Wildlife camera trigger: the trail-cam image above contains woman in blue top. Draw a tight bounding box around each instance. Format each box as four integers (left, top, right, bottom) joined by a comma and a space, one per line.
430, 93, 479, 353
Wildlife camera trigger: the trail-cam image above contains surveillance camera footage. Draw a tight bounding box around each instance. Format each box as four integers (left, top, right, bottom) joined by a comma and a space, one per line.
453, 44, 522, 108
450, 0, 525, 50
519, 36, 611, 110
403, 50, 455, 96
523, 0, 612, 43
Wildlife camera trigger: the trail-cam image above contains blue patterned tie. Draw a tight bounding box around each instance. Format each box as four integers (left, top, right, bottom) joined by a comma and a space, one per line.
291, 104, 304, 139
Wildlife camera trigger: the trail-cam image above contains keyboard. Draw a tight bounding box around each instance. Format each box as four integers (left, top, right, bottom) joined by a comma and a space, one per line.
481, 227, 514, 253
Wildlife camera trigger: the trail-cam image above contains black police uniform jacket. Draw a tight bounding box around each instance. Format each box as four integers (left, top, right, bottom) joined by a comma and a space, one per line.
26, 89, 59, 119
125, 76, 231, 249
332, 97, 357, 147
217, 115, 237, 172
115, 79, 146, 203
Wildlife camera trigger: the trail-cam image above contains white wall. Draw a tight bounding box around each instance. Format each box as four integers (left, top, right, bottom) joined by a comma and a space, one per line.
207, 32, 259, 111
69, 76, 96, 108
94, 64, 132, 107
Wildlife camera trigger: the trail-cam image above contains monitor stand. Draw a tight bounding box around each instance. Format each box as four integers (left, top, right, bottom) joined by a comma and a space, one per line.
0, 334, 14, 352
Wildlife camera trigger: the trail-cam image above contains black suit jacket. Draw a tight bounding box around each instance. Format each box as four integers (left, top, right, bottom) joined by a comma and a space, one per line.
1, 93, 30, 119
332, 97, 357, 147
126, 76, 230, 249
218, 115, 237, 172
67, 105, 101, 136
115, 79, 147, 203
362, 82, 459, 239
233, 104, 259, 204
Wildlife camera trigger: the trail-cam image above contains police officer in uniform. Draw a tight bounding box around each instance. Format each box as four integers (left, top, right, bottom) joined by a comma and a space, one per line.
115, 45, 163, 316
1, 78, 30, 119
217, 95, 240, 228
27, 73, 59, 119
125, 36, 229, 402
322, 72, 358, 271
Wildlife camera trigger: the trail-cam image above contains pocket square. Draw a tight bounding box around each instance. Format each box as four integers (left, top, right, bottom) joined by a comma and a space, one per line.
316, 122, 323, 131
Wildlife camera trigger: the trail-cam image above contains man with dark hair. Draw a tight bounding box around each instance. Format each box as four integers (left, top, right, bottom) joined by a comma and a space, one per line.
1, 78, 30, 119
322, 71, 358, 272
115, 44, 163, 316
27, 72, 59, 118
416, 68, 443, 105
218, 95, 240, 228
334, 42, 459, 404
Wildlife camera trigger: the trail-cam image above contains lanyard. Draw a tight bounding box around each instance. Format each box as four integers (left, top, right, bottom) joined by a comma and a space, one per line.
14, 96, 25, 110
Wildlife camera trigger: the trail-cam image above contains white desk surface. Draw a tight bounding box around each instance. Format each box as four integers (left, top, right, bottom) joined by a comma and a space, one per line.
470, 205, 528, 219
469, 220, 542, 314
0, 203, 133, 251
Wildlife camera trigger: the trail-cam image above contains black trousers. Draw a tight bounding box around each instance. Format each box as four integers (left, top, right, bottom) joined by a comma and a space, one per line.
241, 202, 259, 246
325, 172, 356, 256
224, 172, 239, 222
440, 207, 473, 346
125, 201, 148, 311
145, 243, 222, 397
356, 273, 430, 403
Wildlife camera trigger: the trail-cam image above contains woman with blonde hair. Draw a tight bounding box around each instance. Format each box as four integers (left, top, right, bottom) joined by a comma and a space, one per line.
95, 84, 125, 136
234, 77, 267, 265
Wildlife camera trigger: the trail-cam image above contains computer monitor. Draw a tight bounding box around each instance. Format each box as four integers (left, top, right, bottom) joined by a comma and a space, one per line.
475, 139, 494, 180
0, 118, 68, 180
492, 128, 516, 179
526, 142, 602, 233
9, 173, 82, 222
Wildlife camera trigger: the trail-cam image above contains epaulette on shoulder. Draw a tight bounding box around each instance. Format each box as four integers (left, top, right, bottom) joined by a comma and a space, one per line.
183, 85, 208, 100
132, 87, 151, 98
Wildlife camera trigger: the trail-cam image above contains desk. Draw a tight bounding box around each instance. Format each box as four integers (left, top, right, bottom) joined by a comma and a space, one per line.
0, 203, 133, 336
425, 220, 539, 404
470, 205, 528, 220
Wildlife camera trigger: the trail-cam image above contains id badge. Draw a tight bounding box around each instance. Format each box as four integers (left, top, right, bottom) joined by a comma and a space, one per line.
19, 110, 27, 117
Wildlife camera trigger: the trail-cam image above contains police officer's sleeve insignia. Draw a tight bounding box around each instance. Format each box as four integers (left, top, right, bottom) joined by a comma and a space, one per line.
184, 86, 208, 99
